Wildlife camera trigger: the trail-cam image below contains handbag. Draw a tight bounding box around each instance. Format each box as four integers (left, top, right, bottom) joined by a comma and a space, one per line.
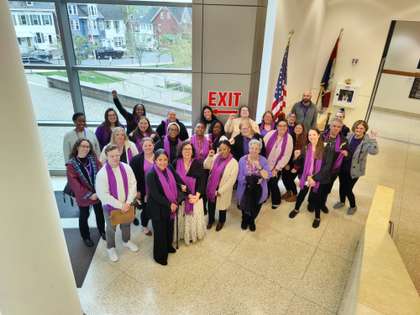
110, 205, 136, 226
62, 182, 75, 207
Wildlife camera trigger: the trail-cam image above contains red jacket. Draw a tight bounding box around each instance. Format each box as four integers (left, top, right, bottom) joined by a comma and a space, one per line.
66, 156, 102, 207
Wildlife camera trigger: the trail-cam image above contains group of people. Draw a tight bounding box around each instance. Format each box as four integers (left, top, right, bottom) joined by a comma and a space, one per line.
64, 89, 378, 265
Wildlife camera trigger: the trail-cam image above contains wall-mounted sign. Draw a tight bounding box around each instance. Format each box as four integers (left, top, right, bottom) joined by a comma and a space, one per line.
333, 84, 358, 108
208, 91, 242, 115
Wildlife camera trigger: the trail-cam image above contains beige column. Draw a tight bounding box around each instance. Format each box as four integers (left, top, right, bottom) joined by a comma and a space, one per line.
0, 2, 82, 315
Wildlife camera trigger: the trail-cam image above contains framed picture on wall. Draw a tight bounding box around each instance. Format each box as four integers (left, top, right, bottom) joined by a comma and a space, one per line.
333, 84, 358, 108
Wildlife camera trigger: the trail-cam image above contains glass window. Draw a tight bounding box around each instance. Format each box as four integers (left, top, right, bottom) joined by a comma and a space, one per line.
10, 1, 65, 66
69, 4, 192, 69
79, 71, 192, 125
24, 70, 75, 122
39, 126, 74, 170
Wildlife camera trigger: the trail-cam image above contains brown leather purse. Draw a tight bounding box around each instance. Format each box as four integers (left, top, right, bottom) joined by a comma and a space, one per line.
110, 205, 135, 226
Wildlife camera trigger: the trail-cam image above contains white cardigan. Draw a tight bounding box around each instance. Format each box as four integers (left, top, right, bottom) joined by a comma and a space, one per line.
204, 154, 239, 210
224, 117, 259, 140
99, 140, 138, 164
96, 162, 137, 210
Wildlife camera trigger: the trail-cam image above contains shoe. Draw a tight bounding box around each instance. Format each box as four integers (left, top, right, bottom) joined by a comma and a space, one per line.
215, 222, 225, 232
207, 222, 214, 230
321, 206, 329, 214
288, 209, 299, 219
307, 204, 314, 212
83, 238, 94, 247
271, 204, 279, 210
122, 241, 139, 252
281, 191, 291, 200
347, 206, 357, 215
241, 219, 248, 230
285, 194, 297, 202
100, 232, 106, 241
333, 201, 345, 209
144, 229, 152, 236
133, 218, 140, 226
155, 259, 167, 266
249, 223, 256, 232
107, 248, 119, 262
168, 247, 176, 254
312, 218, 321, 229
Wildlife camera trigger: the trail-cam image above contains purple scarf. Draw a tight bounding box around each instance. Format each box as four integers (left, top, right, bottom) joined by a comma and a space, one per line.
153, 164, 178, 218
104, 162, 128, 212
206, 153, 233, 202
299, 144, 322, 193
259, 122, 275, 137
324, 132, 344, 171
176, 159, 196, 215
144, 158, 153, 195
162, 119, 170, 135
266, 131, 289, 164
126, 147, 133, 163
191, 135, 210, 160
163, 136, 181, 157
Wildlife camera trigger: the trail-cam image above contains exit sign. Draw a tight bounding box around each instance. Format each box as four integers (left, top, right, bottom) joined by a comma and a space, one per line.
208, 91, 242, 115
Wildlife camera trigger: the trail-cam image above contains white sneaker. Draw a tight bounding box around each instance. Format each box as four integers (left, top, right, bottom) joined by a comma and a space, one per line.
107, 248, 119, 262
123, 241, 139, 252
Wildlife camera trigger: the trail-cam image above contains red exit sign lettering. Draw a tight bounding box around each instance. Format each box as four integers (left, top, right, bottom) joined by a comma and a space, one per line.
208, 91, 242, 107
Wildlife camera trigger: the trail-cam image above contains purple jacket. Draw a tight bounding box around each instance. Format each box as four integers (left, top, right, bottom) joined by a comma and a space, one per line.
236, 155, 271, 205
95, 123, 124, 150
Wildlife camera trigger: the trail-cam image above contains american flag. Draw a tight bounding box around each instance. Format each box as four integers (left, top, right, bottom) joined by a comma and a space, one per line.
272, 43, 289, 119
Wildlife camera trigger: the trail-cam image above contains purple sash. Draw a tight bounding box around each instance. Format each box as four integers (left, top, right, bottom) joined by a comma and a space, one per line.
206, 154, 233, 202
104, 162, 128, 213
163, 136, 181, 157
299, 144, 322, 193
259, 123, 275, 137
143, 158, 153, 195
266, 131, 289, 165
324, 132, 344, 171
153, 164, 178, 218
127, 147, 133, 163
191, 135, 210, 160
176, 159, 196, 215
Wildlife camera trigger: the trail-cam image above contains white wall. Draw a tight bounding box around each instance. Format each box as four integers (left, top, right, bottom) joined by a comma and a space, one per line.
257, 0, 326, 118
312, 0, 420, 123
374, 21, 420, 115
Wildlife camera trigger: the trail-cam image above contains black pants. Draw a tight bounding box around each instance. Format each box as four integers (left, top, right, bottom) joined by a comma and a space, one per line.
339, 171, 359, 208
268, 171, 282, 206
294, 185, 324, 219
242, 204, 262, 225
140, 203, 150, 228
282, 169, 298, 195
321, 173, 339, 209
79, 202, 105, 240
152, 217, 174, 263
208, 200, 226, 224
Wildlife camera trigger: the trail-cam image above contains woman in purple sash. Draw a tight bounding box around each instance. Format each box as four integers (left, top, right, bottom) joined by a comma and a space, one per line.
129, 116, 159, 153
190, 122, 212, 161
129, 137, 155, 234
146, 149, 186, 265
100, 127, 139, 165
95, 108, 124, 150
67, 139, 105, 247
288, 129, 335, 228
232, 120, 266, 161
204, 139, 239, 231
263, 120, 293, 209
173, 142, 206, 245
96, 145, 138, 262
208, 120, 225, 150
112, 90, 146, 134
258, 110, 276, 137
154, 122, 183, 163
236, 139, 271, 231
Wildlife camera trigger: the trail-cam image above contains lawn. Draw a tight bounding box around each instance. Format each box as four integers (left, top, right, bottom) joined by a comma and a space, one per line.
37, 71, 122, 84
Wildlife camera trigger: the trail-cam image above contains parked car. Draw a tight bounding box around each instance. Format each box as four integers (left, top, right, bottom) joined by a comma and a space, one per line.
95, 48, 124, 60
21, 56, 52, 64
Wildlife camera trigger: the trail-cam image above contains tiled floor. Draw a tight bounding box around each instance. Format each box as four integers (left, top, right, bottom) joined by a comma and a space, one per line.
61, 109, 420, 314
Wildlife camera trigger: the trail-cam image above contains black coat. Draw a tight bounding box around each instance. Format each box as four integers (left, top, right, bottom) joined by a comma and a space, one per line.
156, 119, 189, 141
113, 96, 139, 134
322, 133, 348, 175
172, 159, 206, 197
232, 133, 266, 161
129, 153, 151, 202
295, 145, 335, 184
154, 137, 181, 164
146, 165, 185, 221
